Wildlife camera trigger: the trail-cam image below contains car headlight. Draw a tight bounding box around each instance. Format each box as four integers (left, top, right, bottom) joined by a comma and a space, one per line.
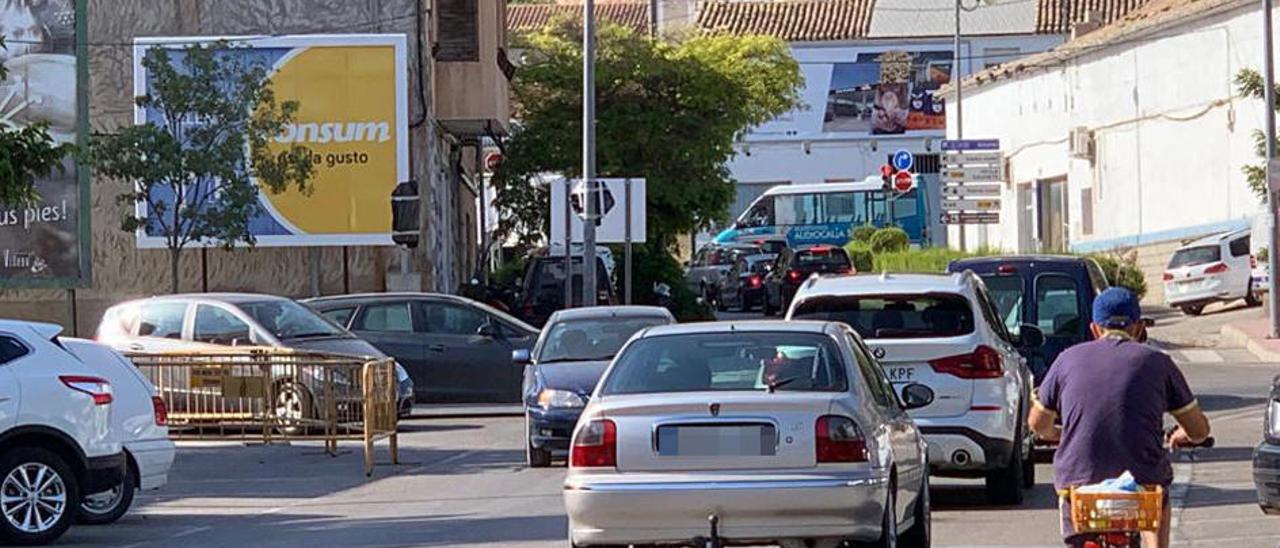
537, 389, 585, 409
1267, 399, 1280, 442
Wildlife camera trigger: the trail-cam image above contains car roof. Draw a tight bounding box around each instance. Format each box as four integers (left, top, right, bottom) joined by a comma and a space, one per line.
548, 306, 674, 323
0, 319, 63, 339
951, 254, 1086, 267
1182, 228, 1249, 248
305, 292, 539, 332
635, 320, 842, 339
111, 293, 292, 307
794, 272, 971, 297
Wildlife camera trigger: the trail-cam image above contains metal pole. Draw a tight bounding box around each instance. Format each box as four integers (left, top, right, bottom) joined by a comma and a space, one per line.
66, 289, 77, 337
649, 0, 659, 37
476, 142, 489, 285
582, 0, 599, 308
954, 0, 967, 252
1265, 0, 1280, 337
564, 179, 573, 308
625, 179, 633, 304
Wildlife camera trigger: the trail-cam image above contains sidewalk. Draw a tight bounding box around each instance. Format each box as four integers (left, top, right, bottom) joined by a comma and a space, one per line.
409, 403, 524, 419
1219, 315, 1280, 363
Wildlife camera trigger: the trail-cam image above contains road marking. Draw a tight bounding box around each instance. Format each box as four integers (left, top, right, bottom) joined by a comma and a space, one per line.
1178, 349, 1224, 364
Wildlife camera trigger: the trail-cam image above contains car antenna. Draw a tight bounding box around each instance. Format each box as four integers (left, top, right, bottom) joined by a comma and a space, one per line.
880, 270, 889, 281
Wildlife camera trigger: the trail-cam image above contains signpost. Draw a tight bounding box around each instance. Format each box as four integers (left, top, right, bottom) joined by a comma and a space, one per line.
941, 212, 1000, 224
892, 149, 914, 172
941, 140, 1004, 241
941, 199, 1000, 211
941, 139, 1000, 151
942, 165, 1001, 182
942, 184, 1001, 197
893, 170, 915, 193
552, 178, 647, 303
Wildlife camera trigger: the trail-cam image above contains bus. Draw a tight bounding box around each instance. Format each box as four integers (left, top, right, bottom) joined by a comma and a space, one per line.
713, 180, 933, 247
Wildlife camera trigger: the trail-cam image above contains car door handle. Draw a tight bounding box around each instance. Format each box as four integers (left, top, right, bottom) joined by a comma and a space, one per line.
428, 344, 446, 352
128, 343, 145, 351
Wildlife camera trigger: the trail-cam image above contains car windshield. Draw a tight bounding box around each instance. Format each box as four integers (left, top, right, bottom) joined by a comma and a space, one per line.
1168, 245, 1222, 269
601, 332, 847, 395
239, 300, 346, 340
791, 293, 975, 339
538, 316, 669, 363
980, 275, 1025, 336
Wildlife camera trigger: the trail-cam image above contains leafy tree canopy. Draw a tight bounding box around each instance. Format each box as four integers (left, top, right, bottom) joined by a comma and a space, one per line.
1235, 68, 1280, 200
0, 37, 73, 206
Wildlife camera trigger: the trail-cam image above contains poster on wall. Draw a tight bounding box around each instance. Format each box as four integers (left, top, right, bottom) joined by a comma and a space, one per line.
133, 35, 409, 248
823, 51, 952, 135
0, 0, 88, 286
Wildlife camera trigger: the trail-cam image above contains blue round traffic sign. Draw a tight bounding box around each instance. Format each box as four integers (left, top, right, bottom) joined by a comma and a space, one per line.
892, 149, 914, 171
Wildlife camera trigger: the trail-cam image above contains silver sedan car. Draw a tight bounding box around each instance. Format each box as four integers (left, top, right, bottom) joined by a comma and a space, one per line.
563, 321, 934, 548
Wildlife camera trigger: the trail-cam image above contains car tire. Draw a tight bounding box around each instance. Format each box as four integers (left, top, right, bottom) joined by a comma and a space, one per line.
77, 462, 135, 525
1246, 279, 1262, 307
898, 472, 930, 548
1179, 304, 1204, 316
0, 447, 79, 546
273, 380, 314, 436
868, 482, 898, 548
526, 415, 553, 468
985, 434, 1026, 505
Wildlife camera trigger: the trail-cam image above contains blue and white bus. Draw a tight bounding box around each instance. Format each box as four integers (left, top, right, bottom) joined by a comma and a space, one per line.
714, 181, 934, 247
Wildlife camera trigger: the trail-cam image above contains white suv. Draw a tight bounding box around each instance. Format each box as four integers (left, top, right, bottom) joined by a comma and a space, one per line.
787, 272, 1041, 505
1164, 229, 1259, 315
0, 320, 127, 545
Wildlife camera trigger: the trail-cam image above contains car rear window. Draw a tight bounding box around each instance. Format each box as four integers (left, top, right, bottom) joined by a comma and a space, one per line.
1168, 246, 1221, 269
796, 248, 850, 267
601, 332, 847, 395
791, 293, 975, 339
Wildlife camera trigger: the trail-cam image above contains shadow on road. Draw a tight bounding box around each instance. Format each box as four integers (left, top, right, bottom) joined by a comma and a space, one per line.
1198, 394, 1267, 414
394, 422, 485, 434
1176, 445, 1256, 464
931, 482, 1059, 512
1181, 484, 1261, 509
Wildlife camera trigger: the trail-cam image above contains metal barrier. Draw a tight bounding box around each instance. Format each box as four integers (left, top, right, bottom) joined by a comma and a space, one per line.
127, 348, 399, 474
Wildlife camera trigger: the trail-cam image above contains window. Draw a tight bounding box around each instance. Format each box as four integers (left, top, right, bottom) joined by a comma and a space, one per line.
795, 248, 851, 267
848, 333, 892, 408
1036, 275, 1082, 337
1168, 246, 1221, 269
538, 317, 670, 363
138, 302, 187, 339
0, 336, 28, 364
420, 302, 487, 336
321, 307, 356, 328
975, 284, 1015, 344
1229, 236, 1250, 258
437, 0, 478, 61
980, 274, 1025, 336
239, 300, 344, 339
193, 306, 253, 345
354, 303, 415, 333
791, 293, 975, 339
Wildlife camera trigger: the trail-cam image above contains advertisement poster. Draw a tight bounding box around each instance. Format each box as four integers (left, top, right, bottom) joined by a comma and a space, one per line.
0, 0, 87, 286
823, 51, 952, 135
133, 35, 409, 248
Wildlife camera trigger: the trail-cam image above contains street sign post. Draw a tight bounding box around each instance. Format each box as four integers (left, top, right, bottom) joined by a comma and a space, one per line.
893, 170, 915, 193
943, 165, 1001, 182
892, 149, 914, 172
1269, 158, 1280, 192
551, 179, 647, 243
942, 184, 1001, 197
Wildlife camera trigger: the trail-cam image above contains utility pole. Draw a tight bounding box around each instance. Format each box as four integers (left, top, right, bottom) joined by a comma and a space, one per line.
582, 0, 599, 308
954, 0, 967, 252
649, 0, 659, 37
1264, 0, 1280, 337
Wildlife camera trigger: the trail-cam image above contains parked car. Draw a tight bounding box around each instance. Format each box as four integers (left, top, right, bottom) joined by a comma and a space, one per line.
1254, 376, 1280, 515
1164, 229, 1260, 315
0, 320, 127, 545
762, 244, 854, 316
96, 294, 416, 418
514, 306, 675, 467
564, 321, 932, 547
60, 338, 173, 526
787, 272, 1041, 505
715, 252, 776, 312
307, 293, 539, 403
684, 242, 762, 305
515, 250, 616, 327
947, 255, 1109, 381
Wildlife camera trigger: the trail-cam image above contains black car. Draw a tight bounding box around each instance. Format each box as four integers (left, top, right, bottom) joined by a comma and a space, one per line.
305, 293, 539, 403
515, 253, 615, 327
762, 245, 853, 316
513, 305, 675, 467
1254, 377, 1280, 515
716, 252, 776, 312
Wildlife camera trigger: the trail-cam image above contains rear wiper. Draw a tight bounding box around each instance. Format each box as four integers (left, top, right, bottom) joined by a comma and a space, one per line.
766, 376, 800, 393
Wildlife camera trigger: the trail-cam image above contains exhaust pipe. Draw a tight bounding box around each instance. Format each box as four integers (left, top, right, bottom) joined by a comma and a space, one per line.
951, 449, 971, 466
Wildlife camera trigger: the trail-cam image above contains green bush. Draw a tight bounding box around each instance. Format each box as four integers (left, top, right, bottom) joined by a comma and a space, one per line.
872, 247, 978, 274
628, 242, 715, 322
844, 241, 875, 273
1088, 252, 1147, 300
868, 227, 910, 254
851, 223, 878, 244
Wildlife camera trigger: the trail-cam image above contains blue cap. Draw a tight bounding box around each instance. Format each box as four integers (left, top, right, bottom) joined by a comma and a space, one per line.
1092, 287, 1141, 328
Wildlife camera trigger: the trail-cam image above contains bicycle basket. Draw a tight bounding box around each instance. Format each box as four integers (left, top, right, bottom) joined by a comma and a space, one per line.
1069, 485, 1163, 533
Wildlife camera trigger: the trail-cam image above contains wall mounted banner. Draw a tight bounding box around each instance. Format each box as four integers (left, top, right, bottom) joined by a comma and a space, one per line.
133, 34, 409, 247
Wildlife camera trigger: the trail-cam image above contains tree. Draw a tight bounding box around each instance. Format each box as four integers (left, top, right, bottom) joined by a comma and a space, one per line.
89, 42, 315, 292
0, 37, 73, 206
1235, 68, 1280, 200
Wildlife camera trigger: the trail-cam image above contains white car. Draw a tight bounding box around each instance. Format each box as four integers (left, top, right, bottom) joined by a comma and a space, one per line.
61, 339, 173, 525
564, 321, 933, 548
0, 320, 127, 545
1164, 229, 1260, 315
787, 272, 1039, 505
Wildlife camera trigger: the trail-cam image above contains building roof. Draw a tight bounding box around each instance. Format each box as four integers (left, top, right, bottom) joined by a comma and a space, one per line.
869, 0, 1040, 38
507, 1, 651, 34
1035, 0, 1153, 33
696, 0, 876, 41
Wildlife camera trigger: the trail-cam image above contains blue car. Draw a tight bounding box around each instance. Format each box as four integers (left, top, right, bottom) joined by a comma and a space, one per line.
514, 306, 675, 467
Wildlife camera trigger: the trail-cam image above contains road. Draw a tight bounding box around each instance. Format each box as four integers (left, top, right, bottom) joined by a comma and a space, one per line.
67, 306, 1280, 546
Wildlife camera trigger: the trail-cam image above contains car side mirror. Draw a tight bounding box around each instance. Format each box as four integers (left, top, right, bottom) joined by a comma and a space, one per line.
900, 383, 934, 410
1018, 325, 1045, 348
477, 322, 497, 338
512, 348, 531, 365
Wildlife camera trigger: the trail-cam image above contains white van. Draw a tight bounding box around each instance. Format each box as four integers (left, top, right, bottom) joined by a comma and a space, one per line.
1164, 229, 1259, 315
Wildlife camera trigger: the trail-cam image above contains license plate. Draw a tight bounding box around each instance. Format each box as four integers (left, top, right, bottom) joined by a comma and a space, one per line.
884, 366, 917, 383
657, 424, 777, 457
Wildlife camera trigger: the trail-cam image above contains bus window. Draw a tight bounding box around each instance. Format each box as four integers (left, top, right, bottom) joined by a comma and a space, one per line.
893, 191, 918, 219
737, 196, 775, 228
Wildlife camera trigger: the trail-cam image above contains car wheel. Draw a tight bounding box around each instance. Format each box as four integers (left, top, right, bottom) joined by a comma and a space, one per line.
1179, 304, 1204, 316
1246, 279, 1262, 307
898, 472, 930, 548
273, 380, 314, 436
77, 462, 135, 525
0, 447, 78, 546
874, 482, 899, 547
526, 415, 552, 468
985, 434, 1026, 505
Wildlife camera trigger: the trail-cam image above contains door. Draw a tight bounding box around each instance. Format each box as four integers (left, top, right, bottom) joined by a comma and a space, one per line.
1036, 178, 1068, 252
1227, 235, 1253, 297
417, 299, 521, 402
132, 302, 193, 352
0, 335, 28, 432
1032, 274, 1086, 373
850, 331, 923, 518
350, 301, 430, 399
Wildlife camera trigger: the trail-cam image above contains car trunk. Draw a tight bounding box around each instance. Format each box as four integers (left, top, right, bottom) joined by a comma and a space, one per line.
865, 338, 977, 418
602, 392, 839, 473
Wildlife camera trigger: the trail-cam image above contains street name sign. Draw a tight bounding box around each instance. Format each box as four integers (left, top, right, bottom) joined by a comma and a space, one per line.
941, 139, 1000, 151
942, 184, 1001, 197
944, 151, 1001, 165
943, 165, 1001, 182
941, 212, 1000, 224
942, 199, 1001, 212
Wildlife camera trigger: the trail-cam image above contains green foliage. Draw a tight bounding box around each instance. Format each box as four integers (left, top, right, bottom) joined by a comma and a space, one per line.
88, 42, 316, 292
1235, 68, 1280, 201
844, 241, 875, 273
1088, 252, 1147, 299
851, 223, 877, 244
868, 226, 910, 254
1259, 247, 1270, 264
872, 247, 988, 273
626, 242, 715, 321
0, 37, 72, 207
491, 256, 528, 289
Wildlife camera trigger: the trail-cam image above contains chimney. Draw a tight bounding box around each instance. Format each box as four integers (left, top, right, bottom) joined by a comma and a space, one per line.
1071, 10, 1104, 39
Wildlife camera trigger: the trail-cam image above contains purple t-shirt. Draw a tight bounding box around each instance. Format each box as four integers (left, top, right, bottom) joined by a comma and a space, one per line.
1037, 337, 1196, 491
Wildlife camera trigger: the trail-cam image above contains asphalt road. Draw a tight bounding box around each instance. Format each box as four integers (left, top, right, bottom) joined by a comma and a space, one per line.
64, 306, 1280, 547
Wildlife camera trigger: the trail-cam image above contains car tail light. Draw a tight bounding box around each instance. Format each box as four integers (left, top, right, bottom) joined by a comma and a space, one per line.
1204, 262, 1229, 274
928, 345, 1003, 379
59, 376, 113, 405
787, 270, 803, 283
749, 274, 762, 288
816, 415, 868, 463
997, 264, 1018, 274
570, 419, 617, 468
152, 396, 168, 426
1162, 272, 1174, 281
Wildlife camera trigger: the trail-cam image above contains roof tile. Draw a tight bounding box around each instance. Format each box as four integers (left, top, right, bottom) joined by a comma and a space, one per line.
1035, 0, 1155, 33
507, 2, 650, 34
696, 0, 875, 41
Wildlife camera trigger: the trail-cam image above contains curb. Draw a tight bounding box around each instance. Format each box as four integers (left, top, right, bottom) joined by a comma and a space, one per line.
1220, 324, 1280, 363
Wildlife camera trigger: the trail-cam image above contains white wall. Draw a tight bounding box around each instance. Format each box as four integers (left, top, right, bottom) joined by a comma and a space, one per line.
952, 2, 1272, 254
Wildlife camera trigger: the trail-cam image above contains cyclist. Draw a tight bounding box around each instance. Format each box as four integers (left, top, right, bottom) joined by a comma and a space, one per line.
1027, 287, 1211, 548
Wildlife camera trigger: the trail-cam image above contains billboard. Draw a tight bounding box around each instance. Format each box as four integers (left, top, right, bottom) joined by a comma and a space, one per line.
133, 35, 409, 247
0, 0, 89, 286
823, 51, 952, 135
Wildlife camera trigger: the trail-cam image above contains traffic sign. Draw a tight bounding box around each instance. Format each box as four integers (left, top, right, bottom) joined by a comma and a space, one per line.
940, 212, 1000, 224
892, 149, 914, 171
944, 151, 1001, 166
942, 198, 1001, 212
893, 171, 915, 192
941, 139, 1000, 151
943, 165, 1001, 182
570, 180, 615, 222
942, 184, 1001, 197
552, 179, 647, 243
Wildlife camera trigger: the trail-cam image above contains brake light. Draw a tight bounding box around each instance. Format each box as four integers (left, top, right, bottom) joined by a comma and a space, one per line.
1204, 262, 1229, 274
997, 264, 1018, 274
59, 376, 113, 405
1162, 272, 1174, 281
816, 416, 868, 462
152, 396, 168, 426
787, 270, 802, 283
570, 419, 617, 468
749, 274, 762, 288
928, 345, 1003, 379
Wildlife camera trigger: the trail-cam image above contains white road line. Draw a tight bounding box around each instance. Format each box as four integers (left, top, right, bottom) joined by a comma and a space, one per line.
1179, 349, 1224, 364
